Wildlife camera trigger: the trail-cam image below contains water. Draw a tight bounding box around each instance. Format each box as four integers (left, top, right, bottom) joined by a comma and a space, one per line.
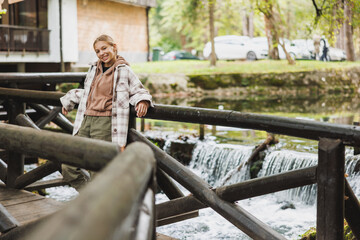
155, 136, 360, 240
40, 93, 360, 239
35, 130, 360, 239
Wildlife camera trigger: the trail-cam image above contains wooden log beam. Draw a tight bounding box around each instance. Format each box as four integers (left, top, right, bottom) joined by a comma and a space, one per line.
0, 203, 18, 233
28, 104, 73, 133
317, 138, 344, 240
0, 72, 85, 84
157, 211, 199, 227
0, 87, 63, 106
14, 161, 60, 189
24, 179, 69, 192
156, 166, 317, 220
15, 113, 40, 130
129, 129, 286, 240
35, 107, 62, 129
26, 142, 155, 240
156, 169, 199, 226
135, 105, 360, 147
0, 123, 119, 171
157, 168, 184, 199
344, 179, 360, 239
0, 159, 7, 183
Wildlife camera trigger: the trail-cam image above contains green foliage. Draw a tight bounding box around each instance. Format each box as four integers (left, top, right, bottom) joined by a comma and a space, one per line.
57, 83, 80, 93
0, 8, 7, 19
150, 0, 360, 58
310, 0, 360, 44
300, 220, 357, 240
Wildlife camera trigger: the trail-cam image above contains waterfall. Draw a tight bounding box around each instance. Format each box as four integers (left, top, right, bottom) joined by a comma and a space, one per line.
190, 142, 360, 205
258, 150, 318, 204
190, 141, 254, 186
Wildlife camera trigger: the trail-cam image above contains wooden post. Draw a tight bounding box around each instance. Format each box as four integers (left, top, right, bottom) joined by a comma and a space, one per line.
353, 122, 360, 155
317, 138, 344, 240
344, 179, 360, 239
199, 124, 204, 140
6, 99, 25, 188
211, 125, 216, 135
141, 118, 145, 132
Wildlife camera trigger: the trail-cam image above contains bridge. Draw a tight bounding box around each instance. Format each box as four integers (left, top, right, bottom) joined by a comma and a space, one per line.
0, 73, 359, 240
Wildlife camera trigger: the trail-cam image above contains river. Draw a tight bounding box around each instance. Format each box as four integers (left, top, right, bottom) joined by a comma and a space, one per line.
44, 93, 360, 239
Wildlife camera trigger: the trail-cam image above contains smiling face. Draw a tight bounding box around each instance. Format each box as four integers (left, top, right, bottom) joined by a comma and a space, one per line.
94, 41, 117, 67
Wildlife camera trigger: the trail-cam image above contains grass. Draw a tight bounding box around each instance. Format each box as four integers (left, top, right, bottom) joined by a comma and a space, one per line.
131, 59, 359, 75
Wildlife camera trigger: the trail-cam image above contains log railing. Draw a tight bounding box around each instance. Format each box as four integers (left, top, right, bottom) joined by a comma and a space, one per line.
0, 123, 156, 240
0, 75, 359, 240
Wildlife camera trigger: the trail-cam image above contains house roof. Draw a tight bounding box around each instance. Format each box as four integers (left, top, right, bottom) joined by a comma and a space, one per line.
108, 0, 156, 8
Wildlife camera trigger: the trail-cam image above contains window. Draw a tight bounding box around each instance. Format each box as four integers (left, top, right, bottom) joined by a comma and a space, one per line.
6, 0, 47, 28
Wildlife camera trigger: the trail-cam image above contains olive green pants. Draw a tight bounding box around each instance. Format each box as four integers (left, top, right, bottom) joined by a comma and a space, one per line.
62, 115, 112, 191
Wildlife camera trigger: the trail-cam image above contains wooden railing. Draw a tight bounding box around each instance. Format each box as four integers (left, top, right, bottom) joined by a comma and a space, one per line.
0, 73, 359, 240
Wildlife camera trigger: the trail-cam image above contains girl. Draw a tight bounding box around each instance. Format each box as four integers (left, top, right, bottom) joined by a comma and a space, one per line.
60, 34, 153, 190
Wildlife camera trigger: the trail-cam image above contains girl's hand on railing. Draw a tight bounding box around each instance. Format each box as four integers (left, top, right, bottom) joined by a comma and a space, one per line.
135, 101, 149, 118
62, 107, 68, 115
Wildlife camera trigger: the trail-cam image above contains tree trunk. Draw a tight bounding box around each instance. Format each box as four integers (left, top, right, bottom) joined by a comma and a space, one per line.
279, 41, 295, 65
344, 0, 355, 61
249, 9, 254, 38
264, 15, 279, 60
209, 0, 216, 66
242, 8, 249, 36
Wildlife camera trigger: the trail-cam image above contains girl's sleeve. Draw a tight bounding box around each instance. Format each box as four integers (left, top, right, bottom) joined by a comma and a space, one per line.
127, 66, 154, 107
60, 89, 84, 112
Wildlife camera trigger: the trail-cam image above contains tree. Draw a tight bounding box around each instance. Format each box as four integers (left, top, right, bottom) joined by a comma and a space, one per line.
311, 0, 359, 61
209, 0, 216, 66
256, 0, 296, 64
344, 0, 355, 61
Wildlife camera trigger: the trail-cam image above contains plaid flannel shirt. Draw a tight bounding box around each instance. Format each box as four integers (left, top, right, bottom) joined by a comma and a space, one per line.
60, 63, 153, 147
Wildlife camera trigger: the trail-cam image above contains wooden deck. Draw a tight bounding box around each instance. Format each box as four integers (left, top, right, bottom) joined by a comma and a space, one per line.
0, 184, 62, 226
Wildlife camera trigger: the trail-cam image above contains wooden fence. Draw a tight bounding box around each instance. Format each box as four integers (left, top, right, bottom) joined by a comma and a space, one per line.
0, 73, 359, 240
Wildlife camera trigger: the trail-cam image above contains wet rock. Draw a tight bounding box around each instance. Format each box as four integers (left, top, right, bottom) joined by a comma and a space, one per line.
169, 141, 196, 165
280, 202, 296, 210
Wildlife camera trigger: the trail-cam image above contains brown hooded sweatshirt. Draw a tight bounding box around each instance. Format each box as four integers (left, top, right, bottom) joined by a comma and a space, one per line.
85, 56, 129, 116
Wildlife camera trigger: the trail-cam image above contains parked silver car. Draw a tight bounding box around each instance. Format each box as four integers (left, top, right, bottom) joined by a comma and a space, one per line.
251, 37, 305, 60
203, 35, 268, 61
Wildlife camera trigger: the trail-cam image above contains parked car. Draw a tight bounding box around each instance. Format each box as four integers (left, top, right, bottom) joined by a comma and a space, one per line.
290, 39, 314, 60
203, 35, 268, 61
290, 38, 346, 61
251, 37, 303, 60
162, 50, 199, 61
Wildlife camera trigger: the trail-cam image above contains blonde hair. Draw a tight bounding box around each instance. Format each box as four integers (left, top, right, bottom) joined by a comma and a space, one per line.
93, 34, 118, 55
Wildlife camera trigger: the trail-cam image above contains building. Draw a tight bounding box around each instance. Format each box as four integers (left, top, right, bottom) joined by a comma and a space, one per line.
0, 0, 156, 72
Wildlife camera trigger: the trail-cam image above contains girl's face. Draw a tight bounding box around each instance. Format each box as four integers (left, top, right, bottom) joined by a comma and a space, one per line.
94, 41, 117, 67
